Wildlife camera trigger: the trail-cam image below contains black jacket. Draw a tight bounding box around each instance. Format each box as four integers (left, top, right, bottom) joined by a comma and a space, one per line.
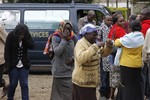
4, 31, 34, 70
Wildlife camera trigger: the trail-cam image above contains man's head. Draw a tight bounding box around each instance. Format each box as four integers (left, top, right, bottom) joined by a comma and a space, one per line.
139, 8, 150, 22
79, 23, 98, 43
103, 15, 113, 27
87, 10, 96, 22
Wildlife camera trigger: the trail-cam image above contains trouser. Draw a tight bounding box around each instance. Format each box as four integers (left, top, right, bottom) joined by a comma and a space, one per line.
142, 63, 150, 98
7, 67, 29, 100
0, 64, 5, 87
99, 60, 110, 98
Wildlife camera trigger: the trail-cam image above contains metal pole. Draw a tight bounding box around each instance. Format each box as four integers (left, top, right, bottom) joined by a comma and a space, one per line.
107, 0, 109, 7
116, 0, 118, 8
127, 0, 129, 20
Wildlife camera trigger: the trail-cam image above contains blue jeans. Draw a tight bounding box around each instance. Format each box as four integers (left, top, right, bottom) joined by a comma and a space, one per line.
7, 67, 29, 100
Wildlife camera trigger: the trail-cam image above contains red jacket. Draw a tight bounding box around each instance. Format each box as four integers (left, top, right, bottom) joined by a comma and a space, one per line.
141, 20, 150, 37
108, 24, 126, 40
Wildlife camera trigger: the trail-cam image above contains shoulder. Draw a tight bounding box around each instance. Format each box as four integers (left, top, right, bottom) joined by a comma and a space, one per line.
52, 34, 61, 42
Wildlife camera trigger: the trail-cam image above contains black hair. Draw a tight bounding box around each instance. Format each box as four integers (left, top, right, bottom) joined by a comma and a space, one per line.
129, 15, 137, 21
129, 20, 142, 32
13, 23, 30, 39
112, 14, 123, 24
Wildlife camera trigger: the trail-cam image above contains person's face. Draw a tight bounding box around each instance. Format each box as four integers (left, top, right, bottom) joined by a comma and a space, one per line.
139, 12, 146, 22
136, 15, 140, 21
63, 23, 72, 36
87, 13, 95, 22
117, 17, 125, 28
18, 32, 25, 41
85, 31, 98, 44
104, 16, 113, 27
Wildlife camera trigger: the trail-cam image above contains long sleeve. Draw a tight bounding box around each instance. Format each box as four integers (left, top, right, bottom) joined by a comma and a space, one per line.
75, 42, 99, 64
52, 35, 69, 56
142, 28, 150, 62
0, 25, 8, 44
4, 32, 12, 68
23, 33, 34, 49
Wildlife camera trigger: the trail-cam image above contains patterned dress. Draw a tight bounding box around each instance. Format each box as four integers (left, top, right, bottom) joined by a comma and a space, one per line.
97, 22, 112, 72
108, 24, 126, 88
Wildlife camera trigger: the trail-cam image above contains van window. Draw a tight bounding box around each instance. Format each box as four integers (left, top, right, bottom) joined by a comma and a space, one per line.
0, 10, 20, 29
24, 10, 69, 30
77, 10, 104, 26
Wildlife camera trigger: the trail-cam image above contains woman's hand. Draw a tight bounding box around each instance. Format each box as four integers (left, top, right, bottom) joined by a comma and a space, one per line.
96, 42, 105, 48
65, 57, 74, 66
106, 39, 113, 45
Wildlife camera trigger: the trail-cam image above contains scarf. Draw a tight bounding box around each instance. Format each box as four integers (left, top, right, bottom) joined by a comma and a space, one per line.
114, 31, 144, 66
78, 23, 97, 40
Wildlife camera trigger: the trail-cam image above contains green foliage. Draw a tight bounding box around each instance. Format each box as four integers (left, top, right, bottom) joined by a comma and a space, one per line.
109, 7, 128, 20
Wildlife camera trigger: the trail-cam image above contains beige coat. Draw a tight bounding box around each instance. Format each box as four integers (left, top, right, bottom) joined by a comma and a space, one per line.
0, 24, 8, 65
72, 37, 112, 88
142, 28, 150, 62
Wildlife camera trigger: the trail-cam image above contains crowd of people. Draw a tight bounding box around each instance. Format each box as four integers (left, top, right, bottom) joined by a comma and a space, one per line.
0, 7, 150, 100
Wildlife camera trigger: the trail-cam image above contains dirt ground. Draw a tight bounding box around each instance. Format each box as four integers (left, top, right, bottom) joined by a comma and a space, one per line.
0, 74, 100, 100
0, 74, 53, 100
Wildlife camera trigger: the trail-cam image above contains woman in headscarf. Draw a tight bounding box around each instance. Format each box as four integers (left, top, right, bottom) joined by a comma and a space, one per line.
72, 23, 113, 100
50, 20, 77, 100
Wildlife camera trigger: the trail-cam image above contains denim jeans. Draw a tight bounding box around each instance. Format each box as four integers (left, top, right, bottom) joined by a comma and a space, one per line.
7, 67, 29, 100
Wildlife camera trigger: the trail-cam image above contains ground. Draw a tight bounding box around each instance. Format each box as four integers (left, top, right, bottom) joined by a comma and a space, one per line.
0, 74, 52, 100
0, 74, 100, 100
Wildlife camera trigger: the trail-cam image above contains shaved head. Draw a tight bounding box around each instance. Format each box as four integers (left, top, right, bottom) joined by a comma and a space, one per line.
87, 10, 96, 22
139, 8, 150, 21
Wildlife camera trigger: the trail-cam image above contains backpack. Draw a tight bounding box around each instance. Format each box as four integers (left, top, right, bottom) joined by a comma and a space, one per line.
43, 32, 61, 60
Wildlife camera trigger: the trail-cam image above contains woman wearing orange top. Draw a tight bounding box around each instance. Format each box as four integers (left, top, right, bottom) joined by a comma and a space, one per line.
108, 14, 126, 100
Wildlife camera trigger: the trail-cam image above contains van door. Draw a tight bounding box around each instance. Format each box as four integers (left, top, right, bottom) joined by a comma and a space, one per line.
23, 10, 70, 66
75, 9, 106, 34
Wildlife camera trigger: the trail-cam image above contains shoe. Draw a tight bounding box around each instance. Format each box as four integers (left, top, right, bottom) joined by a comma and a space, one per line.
1, 84, 9, 99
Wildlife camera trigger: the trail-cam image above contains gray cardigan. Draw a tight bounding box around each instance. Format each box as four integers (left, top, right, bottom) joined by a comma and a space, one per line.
51, 35, 75, 78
